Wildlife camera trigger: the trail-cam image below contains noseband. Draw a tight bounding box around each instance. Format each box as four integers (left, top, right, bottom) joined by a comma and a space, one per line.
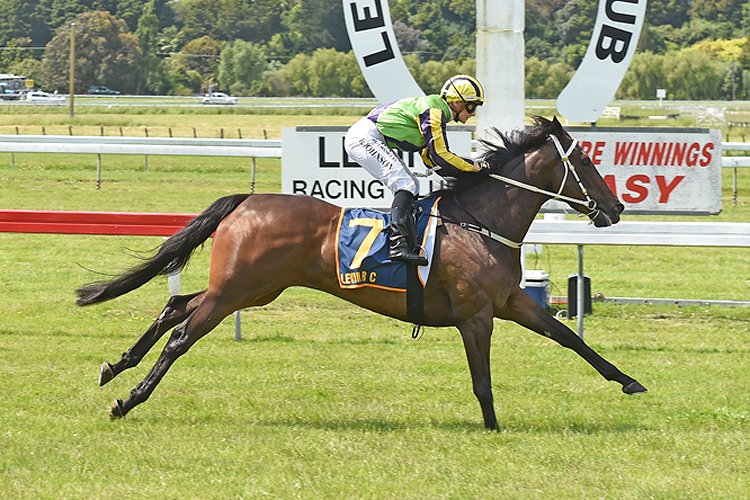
488, 134, 598, 215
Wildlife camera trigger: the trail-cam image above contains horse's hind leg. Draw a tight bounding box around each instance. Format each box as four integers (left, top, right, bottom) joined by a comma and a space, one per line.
110, 291, 237, 418
100, 291, 205, 386
500, 290, 647, 394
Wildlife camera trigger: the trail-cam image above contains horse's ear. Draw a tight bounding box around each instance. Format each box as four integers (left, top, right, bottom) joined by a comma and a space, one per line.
551, 116, 565, 135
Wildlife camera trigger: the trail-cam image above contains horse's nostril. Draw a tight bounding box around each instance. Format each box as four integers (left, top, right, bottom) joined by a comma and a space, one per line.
615, 203, 625, 215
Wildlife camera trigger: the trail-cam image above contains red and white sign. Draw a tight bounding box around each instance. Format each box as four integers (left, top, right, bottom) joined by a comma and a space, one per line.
559, 128, 723, 215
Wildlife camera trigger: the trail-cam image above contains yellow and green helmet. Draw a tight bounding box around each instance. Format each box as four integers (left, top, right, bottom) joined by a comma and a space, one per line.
440, 74, 485, 105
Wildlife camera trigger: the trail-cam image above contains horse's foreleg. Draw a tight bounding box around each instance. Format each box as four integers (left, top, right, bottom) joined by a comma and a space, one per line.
100, 291, 205, 386
110, 292, 233, 418
457, 311, 498, 431
500, 290, 647, 394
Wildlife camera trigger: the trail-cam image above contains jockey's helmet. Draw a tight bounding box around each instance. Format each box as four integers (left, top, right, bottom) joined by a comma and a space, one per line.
440, 75, 485, 105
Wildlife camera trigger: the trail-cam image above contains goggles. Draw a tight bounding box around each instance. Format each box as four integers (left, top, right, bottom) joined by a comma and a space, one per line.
464, 100, 483, 114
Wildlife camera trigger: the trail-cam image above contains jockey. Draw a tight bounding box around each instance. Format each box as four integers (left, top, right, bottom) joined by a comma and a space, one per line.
344, 74, 490, 266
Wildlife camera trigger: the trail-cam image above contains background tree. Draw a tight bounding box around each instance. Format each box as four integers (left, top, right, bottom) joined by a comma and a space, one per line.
525, 57, 574, 98
392, 21, 429, 58
48, 0, 88, 32
306, 48, 367, 97
409, 58, 475, 94
40, 10, 144, 93
116, 0, 149, 31
2, 0, 747, 100
525, 0, 567, 60
617, 50, 727, 100
272, 52, 311, 95
278, 0, 349, 56
689, 0, 746, 24
217, 40, 269, 95
135, 0, 170, 94
0, 0, 52, 48
173, 35, 222, 90
616, 52, 667, 99
646, 0, 691, 28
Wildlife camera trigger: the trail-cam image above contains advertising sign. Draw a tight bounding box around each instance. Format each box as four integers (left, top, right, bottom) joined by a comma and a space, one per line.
283, 127, 722, 215
282, 126, 473, 208
555, 127, 723, 215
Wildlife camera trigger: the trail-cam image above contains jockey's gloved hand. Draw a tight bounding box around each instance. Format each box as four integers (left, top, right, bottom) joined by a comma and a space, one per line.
473, 160, 490, 172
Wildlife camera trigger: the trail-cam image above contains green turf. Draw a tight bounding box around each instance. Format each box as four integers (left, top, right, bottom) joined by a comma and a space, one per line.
1, 108, 748, 499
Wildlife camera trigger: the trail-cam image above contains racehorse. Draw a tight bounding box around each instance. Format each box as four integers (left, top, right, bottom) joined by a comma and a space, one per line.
77, 116, 647, 430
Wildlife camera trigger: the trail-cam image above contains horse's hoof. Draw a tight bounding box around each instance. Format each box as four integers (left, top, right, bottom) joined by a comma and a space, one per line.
109, 399, 125, 419
99, 362, 114, 386
623, 381, 648, 395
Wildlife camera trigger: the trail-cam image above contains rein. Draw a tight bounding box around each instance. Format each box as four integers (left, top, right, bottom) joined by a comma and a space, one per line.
439, 134, 597, 249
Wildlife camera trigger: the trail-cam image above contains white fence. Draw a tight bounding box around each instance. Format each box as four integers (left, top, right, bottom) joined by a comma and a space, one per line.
2, 134, 749, 337
2, 134, 748, 199
0, 135, 282, 189
525, 220, 750, 336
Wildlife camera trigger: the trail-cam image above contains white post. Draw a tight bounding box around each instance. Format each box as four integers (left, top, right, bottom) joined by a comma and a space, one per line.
96, 154, 101, 190
577, 245, 584, 338
475, 0, 526, 140
168, 271, 181, 296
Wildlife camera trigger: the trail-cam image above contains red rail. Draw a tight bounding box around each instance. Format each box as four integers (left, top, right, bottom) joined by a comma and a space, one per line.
0, 210, 198, 236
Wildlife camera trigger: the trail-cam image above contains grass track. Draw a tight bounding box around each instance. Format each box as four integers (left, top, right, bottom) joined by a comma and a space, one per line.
1, 109, 749, 499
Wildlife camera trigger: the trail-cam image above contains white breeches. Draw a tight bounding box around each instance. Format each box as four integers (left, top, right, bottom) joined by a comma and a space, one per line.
344, 117, 418, 195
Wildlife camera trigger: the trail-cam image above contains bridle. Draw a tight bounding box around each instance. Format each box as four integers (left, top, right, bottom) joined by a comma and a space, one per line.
440, 133, 601, 249
488, 134, 598, 214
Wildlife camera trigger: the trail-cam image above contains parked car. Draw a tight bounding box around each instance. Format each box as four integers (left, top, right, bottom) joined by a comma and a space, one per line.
89, 85, 120, 95
0, 89, 22, 101
25, 91, 66, 104
199, 92, 238, 105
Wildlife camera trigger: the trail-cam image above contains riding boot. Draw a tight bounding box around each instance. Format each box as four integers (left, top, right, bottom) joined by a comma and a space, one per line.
389, 191, 428, 266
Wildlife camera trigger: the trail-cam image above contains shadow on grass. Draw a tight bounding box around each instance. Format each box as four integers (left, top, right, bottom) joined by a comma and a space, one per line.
258, 417, 646, 435
262, 417, 481, 433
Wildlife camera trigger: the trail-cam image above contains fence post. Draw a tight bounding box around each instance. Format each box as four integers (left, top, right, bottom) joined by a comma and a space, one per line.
251, 158, 256, 194
96, 154, 102, 190
168, 271, 181, 295
234, 311, 242, 341
576, 245, 584, 338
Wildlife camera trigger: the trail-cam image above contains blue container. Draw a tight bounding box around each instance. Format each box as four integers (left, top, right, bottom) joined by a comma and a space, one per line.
524, 270, 549, 309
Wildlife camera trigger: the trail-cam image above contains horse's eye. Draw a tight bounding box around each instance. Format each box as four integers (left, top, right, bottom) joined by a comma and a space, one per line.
580, 154, 594, 169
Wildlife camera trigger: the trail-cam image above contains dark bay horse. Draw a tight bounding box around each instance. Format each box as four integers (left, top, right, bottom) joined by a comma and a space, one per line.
77, 116, 647, 430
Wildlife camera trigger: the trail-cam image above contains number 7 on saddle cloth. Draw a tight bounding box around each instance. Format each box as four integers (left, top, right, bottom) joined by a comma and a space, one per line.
335, 197, 441, 291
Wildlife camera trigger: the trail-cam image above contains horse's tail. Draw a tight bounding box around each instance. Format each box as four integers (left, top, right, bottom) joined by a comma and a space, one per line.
76, 194, 250, 306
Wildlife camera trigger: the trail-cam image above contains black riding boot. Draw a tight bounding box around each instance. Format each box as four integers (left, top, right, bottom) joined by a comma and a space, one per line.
389, 190, 428, 266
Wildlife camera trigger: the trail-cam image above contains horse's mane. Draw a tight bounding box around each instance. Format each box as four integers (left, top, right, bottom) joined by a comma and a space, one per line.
427, 115, 560, 196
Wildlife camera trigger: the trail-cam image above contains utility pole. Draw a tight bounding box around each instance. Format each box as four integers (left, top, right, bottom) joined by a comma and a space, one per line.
69, 22, 75, 117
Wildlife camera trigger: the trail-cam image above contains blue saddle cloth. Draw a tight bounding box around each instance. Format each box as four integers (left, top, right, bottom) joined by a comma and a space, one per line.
336, 197, 440, 291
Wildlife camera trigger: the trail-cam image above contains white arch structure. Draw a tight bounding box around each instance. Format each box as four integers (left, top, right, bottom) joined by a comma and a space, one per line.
344, 0, 647, 134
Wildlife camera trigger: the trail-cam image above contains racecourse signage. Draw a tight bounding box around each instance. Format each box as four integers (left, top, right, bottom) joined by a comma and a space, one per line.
556, 0, 648, 122
283, 126, 722, 214
342, 0, 424, 104
555, 127, 722, 215
281, 126, 473, 208
344, 0, 647, 124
